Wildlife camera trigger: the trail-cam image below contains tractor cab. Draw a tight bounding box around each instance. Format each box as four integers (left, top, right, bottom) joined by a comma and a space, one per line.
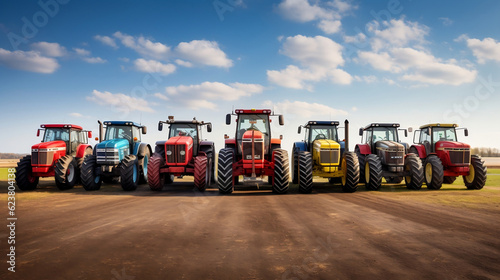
359, 123, 408, 154
298, 121, 342, 167
158, 116, 212, 158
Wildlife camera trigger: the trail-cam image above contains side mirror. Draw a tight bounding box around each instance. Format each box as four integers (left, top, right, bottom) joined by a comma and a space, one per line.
37, 129, 41, 137
207, 123, 212, 133
88, 131, 92, 138
142, 126, 147, 135
412, 130, 420, 144
408, 127, 413, 133
404, 129, 408, 138
280, 135, 283, 140
359, 128, 363, 136
464, 129, 468, 137
279, 115, 284, 126
158, 122, 163, 131
226, 114, 231, 125
297, 126, 301, 134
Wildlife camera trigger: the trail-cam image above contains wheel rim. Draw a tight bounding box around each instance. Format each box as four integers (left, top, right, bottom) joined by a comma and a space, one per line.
425, 163, 432, 183
465, 164, 475, 183
365, 162, 370, 183
143, 155, 148, 177
133, 164, 138, 182
341, 157, 347, 186
67, 164, 75, 182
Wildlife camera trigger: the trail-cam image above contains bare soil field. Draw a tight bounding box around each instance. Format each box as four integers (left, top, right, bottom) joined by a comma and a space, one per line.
1, 175, 499, 280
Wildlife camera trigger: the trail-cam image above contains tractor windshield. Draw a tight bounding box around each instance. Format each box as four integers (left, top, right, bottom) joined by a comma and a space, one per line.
432, 127, 457, 143
43, 128, 70, 143
236, 114, 269, 140
371, 127, 398, 143
105, 125, 133, 142
169, 124, 198, 140
309, 126, 338, 142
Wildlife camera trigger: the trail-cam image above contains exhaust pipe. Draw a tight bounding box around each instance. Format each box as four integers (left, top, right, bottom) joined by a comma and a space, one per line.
98, 120, 103, 143
344, 119, 349, 152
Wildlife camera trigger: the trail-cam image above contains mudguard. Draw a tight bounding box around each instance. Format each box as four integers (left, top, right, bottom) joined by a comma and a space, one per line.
293, 142, 308, 152
134, 142, 152, 158
271, 138, 281, 145
76, 144, 92, 158
410, 144, 427, 159
356, 144, 371, 155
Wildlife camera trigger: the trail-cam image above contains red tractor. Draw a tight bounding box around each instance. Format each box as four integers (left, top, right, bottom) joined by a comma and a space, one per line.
16, 124, 93, 190
217, 109, 289, 194
147, 117, 215, 191
409, 123, 487, 190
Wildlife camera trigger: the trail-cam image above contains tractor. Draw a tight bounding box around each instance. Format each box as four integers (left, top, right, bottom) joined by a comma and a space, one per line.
147, 116, 215, 191
409, 123, 487, 190
292, 120, 360, 193
217, 109, 289, 194
355, 123, 424, 190
15, 124, 93, 190
81, 121, 151, 191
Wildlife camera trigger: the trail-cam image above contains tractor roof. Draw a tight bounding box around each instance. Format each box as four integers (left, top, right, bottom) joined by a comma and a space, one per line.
419, 123, 458, 129
166, 119, 207, 125
234, 109, 272, 114
41, 124, 83, 130
363, 123, 400, 130
103, 121, 143, 127
305, 121, 339, 127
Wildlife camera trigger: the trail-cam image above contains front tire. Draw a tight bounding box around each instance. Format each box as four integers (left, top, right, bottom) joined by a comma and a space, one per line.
341, 152, 359, 193
298, 151, 313, 194
120, 155, 139, 191
55, 155, 77, 190
424, 155, 443, 190
81, 155, 101, 191
217, 148, 234, 194
464, 155, 487, 190
357, 151, 366, 184
292, 148, 299, 184
404, 154, 424, 190
194, 156, 208, 191
138, 147, 150, 184
364, 154, 382, 191
15, 155, 39, 191
148, 153, 163, 191
272, 149, 290, 194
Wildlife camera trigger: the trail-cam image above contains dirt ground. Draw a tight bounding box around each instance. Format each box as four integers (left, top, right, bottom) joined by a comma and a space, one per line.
1, 176, 499, 280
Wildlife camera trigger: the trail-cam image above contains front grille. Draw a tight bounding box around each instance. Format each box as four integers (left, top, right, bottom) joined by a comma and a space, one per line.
31, 152, 38, 165
387, 150, 404, 166
96, 148, 120, 165
320, 149, 340, 164
166, 144, 187, 164
242, 139, 264, 160
448, 149, 470, 165
32, 151, 53, 165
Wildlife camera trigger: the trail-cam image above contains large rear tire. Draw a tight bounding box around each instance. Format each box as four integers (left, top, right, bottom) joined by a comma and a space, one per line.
424, 155, 443, 190
76, 147, 93, 170
341, 152, 359, 193
292, 148, 299, 184
298, 151, 313, 194
148, 153, 163, 191
120, 155, 139, 191
55, 155, 77, 190
357, 151, 366, 184
138, 146, 150, 184
272, 149, 289, 194
404, 154, 424, 190
364, 154, 382, 191
15, 155, 39, 191
464, 155, 487, 190
194, 156, 208, 191
217, 148, 234, 194
443, 176, 457, 184
81, 155, 101, 191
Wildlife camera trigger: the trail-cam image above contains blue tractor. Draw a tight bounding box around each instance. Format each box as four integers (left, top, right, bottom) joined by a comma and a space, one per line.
81, 121, 152, 191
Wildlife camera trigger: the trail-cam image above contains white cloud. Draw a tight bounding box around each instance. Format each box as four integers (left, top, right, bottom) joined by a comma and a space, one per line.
69, 113, 83, 117
153, 93, 169, 101
74, 48, 106, 64
267, 35, 352, 89
31, 42, 66, 57
113, 31, 170, 60
263, 100, 348, 118
0, 48, 59, 73
87, 90, 154, 113
73, 48, 90, 56
94, 35, 118, 49
344, 32, 366, 44
369, 19, 428, 51
175, 40, 233, 68
134, 58, 176, 75
164, 81, 263, 110
317, 20, 341, 34
175, 59, 193, 67
354, 75, 378, 83
458, 36, 500, 64
439, 17, 453, 26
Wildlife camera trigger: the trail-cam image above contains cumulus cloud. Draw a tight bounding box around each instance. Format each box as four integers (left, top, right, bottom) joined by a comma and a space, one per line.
356, 19, 476, 86
175, 40, 233, 68
73, 48, 90, 56
87, 90, 154, 113
175, 59, 193, 67
0, 48, 59, 73
134, 58, 176, 75
164, 81, 263, 110
457, 35, 500, 64
31, 42, 67, 57
73, 48, 106, 64
153, 93, 169, 101
94, 35, 118, 49
277, 0, 352, 34
113, 31, 170, 60
263, 100, 348, 118
267, 35, 352, 90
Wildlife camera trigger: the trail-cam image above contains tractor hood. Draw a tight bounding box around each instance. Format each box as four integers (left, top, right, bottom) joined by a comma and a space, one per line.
166, 136, 194, 147
96, 138, 129, 150
243, 130, 264, 140
32, 141, 66, 152
376, 141, 405, 167
376, 140, 405, 151
435, 141, 470, 150
313, 139, 340, 151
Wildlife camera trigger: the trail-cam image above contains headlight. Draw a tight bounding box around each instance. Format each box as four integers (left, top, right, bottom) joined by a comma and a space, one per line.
166, 150, 172, 156
96, 149, 106, 152
180, 151, 186, 156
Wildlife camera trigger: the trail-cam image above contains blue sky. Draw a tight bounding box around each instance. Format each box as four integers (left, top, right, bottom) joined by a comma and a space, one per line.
1, 0, 499, 154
